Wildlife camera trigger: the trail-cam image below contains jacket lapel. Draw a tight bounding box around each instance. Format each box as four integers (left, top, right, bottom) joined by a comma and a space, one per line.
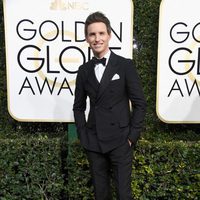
96, 52, 119, 102
87, 61, 100, 92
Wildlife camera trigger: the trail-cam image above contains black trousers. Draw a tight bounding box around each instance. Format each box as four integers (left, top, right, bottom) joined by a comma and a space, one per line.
86, 140, 134, 200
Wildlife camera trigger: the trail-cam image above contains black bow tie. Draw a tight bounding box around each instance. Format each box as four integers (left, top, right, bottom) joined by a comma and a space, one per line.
92, 57, 106, 66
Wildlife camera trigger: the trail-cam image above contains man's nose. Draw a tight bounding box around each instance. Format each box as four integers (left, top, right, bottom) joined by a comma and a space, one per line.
95, 34, 100, 41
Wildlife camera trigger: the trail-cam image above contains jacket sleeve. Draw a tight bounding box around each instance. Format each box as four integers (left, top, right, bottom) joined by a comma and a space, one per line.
73, 66, 87, 140
125, 59, 147, 144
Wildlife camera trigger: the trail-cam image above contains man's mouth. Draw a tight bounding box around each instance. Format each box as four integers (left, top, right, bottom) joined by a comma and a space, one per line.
94, 44, 103, 48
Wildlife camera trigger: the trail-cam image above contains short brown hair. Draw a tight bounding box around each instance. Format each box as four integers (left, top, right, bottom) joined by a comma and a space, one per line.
84, 11, 111, 36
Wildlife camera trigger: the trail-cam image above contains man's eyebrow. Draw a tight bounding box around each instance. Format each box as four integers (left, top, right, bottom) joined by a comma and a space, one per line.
88, 32, 95, 35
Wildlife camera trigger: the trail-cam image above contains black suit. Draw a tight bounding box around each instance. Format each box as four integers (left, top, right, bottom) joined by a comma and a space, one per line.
73, 51, 146, 199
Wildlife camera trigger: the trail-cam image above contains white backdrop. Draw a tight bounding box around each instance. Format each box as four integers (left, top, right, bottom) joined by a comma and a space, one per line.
157, 0, 200, 123
3, 0, 133, 122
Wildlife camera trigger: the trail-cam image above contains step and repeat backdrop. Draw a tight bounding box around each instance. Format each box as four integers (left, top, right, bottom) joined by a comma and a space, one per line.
3, 0, 133, 122
157, 0, 200, 123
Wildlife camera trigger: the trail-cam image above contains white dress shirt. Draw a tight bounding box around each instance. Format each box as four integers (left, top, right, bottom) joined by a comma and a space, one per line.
94, 50, 111, 82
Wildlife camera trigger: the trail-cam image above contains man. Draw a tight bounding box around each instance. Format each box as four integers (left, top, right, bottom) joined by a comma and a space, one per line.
73, 11, 146, 200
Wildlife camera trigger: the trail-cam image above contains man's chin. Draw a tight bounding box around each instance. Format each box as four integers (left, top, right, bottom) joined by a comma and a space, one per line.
93, 47, 102, 52
93, 50, 103, 56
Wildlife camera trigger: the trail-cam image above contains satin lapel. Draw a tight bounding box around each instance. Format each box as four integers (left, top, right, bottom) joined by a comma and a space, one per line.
86, 61, 100, 92
96, 53, 119, 102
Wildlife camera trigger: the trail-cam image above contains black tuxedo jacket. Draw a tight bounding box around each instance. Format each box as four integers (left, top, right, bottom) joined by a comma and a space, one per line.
73, 52, 146, 153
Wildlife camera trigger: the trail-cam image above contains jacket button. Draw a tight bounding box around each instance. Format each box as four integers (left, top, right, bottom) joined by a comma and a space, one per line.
110, 123, 115, 126
109, 106, 112, 110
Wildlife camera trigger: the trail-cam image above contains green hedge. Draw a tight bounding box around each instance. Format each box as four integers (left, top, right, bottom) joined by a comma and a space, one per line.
0, 138, 199, 199
68, 140, 200, 199
0, 135, 68, 200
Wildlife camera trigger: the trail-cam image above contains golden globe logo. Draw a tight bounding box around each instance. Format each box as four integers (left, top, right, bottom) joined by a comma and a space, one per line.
16, 18, 89, 96
157, 0, 200, 123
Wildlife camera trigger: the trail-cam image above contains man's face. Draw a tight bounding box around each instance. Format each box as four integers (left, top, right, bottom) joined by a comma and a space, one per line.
86, 22, 111, 58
